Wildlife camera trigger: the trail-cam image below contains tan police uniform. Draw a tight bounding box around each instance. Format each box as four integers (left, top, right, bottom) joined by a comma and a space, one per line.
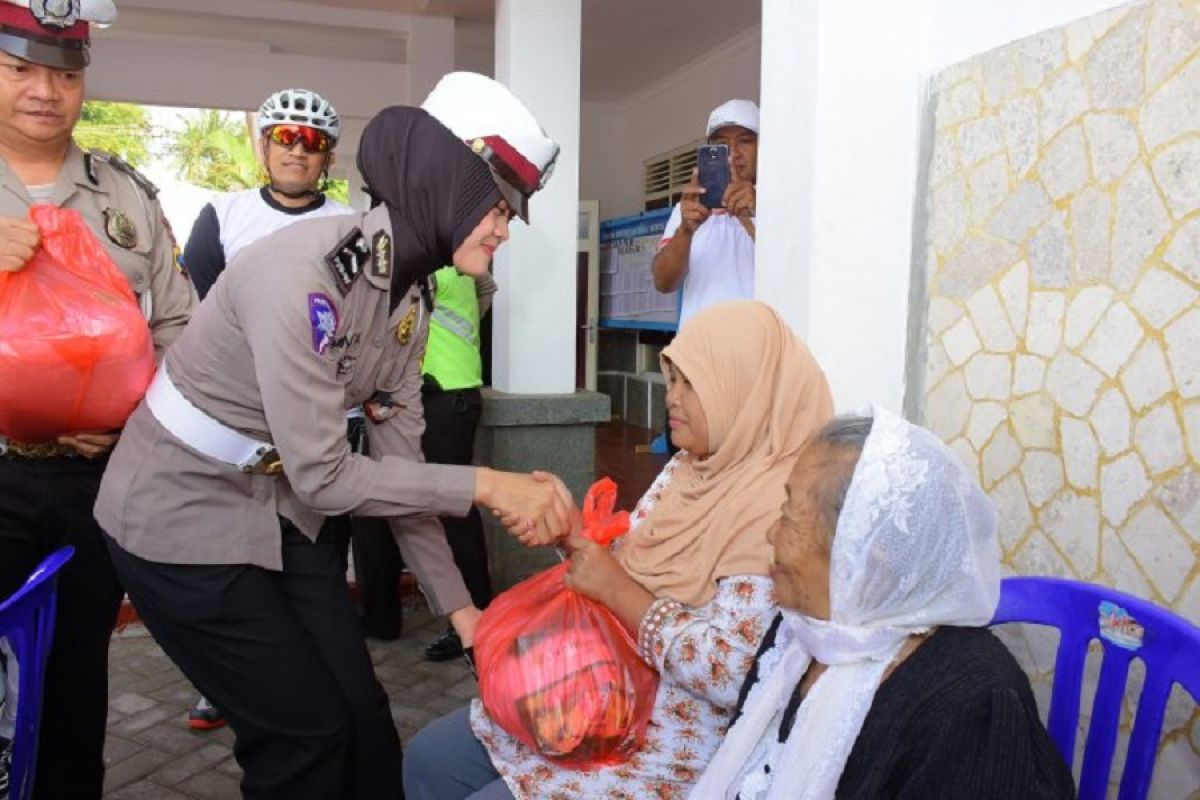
94, 203, 475, 616
0, 142, 194, 361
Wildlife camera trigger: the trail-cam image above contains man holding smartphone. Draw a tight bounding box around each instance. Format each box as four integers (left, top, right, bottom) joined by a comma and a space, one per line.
651, 98, 758, 328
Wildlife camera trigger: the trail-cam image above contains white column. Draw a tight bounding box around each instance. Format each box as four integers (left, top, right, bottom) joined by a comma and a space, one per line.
754, 0, 820, 339
407, 15, 456, 104
490, 0, 581, 394
756, 0, 931, 413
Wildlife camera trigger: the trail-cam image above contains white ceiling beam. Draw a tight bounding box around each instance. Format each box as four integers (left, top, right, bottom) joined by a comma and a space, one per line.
115, 0, 418, 32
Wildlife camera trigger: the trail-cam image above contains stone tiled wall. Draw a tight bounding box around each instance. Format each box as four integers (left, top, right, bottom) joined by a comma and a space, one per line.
919, 2, 1199, 795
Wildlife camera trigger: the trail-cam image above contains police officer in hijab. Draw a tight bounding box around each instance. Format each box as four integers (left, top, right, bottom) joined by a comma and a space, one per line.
93, 73, 569, 798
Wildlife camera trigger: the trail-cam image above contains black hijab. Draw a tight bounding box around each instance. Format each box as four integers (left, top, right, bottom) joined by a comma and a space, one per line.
356, 106, 502, 311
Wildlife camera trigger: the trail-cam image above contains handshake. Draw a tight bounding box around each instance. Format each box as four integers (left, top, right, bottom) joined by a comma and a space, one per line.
474, 468, 578, 547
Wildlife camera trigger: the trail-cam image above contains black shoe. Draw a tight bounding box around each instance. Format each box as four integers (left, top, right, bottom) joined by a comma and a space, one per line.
424, 629, 464, 662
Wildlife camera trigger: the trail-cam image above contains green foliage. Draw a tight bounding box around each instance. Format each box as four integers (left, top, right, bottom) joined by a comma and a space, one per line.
325, 178, 351, 205
167, 110, 264, 192
74, 101, 153, 167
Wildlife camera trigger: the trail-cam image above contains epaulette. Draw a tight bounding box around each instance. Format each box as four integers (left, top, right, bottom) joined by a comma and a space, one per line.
85, 150, 159, 199
324, 228, 370, 295
418, 274, 434, 312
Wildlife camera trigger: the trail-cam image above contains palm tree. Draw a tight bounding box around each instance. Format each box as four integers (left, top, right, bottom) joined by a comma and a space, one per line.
167, 110, 264, 191
167, 109, 353, 203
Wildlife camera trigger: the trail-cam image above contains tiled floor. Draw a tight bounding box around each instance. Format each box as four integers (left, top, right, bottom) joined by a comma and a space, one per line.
101, 420, 667, 798
595, 419, 670, 511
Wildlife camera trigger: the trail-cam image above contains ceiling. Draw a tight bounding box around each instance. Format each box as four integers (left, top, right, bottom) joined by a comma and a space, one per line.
277, 0, 762, 102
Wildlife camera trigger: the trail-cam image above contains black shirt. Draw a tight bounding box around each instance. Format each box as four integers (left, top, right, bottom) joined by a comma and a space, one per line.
733, 620, 1076, 799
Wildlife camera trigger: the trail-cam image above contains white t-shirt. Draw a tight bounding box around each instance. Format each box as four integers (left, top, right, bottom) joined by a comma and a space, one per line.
211, 187, 354, 261
659, 203, 755, 327
184, 187, 355, 300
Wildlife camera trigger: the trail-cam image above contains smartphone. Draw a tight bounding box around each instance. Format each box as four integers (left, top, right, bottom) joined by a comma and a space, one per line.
696, 144, 730, 210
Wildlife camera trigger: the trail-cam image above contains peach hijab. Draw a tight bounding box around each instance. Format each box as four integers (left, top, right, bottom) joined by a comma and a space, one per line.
617, 300, 834, 606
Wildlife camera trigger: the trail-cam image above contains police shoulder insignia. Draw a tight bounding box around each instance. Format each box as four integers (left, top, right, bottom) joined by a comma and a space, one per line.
418, 274, 434, 311
89, 150, 160, 199
83, 151, 100, 185
103, 208, 138, 249
324, 228, 369, 295
371, 230, 391, 279
307, 292, 340, 355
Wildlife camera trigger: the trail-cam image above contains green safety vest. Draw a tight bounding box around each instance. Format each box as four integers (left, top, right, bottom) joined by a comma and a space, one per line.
422, 266, 482, 390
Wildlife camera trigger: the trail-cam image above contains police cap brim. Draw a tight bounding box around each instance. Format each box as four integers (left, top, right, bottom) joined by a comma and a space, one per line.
0, 30, 88, 70
490, 167, 530, 223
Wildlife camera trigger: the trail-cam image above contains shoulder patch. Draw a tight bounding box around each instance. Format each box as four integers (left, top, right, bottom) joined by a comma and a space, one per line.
324, 228, 369, 294
88, 150, 159, 198
370, 230, 391, 279
307, 293, 340, 355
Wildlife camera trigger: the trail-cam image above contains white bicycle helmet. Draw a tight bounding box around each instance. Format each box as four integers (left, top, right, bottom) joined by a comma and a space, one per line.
257, 88, 341, 142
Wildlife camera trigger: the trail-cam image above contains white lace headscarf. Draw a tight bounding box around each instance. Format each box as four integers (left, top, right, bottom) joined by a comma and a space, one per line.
689, 406, 1001, 800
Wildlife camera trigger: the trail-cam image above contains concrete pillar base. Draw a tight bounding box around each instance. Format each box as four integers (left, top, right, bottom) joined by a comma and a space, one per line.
475, 388, 610, 591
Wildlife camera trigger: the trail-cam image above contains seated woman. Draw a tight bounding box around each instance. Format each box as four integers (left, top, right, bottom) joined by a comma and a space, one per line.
403, 300, 834, 799
690, 408, 1075, 800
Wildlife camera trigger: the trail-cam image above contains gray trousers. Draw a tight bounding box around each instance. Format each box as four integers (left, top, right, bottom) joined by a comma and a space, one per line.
403, 706, 515, 800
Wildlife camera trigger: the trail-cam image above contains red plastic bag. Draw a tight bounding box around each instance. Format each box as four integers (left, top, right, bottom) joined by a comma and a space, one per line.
475, 478, 660, 768
0, 205, 154, 442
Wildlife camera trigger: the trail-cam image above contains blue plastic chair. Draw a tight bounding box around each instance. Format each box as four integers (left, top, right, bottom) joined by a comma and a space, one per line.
0, 546, 74, 800
991, 576, 1200, 800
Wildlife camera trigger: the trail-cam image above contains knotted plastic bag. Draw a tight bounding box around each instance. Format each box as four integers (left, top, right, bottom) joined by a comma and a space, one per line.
0, 205, 155, 442
475, 477, 659, 768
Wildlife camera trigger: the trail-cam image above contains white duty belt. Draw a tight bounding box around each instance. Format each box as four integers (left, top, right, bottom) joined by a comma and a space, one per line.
144, 366, 283, 475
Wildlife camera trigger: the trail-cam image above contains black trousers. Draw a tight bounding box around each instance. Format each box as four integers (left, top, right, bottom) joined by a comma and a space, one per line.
0, 457, 123, 800
105, 522, 403, 800
352, 386, 492, 636
420, 387, 491, 611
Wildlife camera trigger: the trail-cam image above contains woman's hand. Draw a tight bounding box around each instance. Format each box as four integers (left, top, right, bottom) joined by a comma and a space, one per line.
564, 535, 656, 632
563, 535, 628, 604
475, 468, 575, 546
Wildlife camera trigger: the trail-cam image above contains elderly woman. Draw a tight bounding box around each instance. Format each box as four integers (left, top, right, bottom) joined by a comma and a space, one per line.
690, 408, 1075, 800
404, 300, 834, 799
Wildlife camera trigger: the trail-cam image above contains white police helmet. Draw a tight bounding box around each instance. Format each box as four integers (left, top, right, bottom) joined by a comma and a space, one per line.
257, 89, 341, 142
421, 72, 559, 222
0, 0, 117, 69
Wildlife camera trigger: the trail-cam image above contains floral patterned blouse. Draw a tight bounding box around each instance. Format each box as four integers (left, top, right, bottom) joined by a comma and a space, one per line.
470, 455, 779, 800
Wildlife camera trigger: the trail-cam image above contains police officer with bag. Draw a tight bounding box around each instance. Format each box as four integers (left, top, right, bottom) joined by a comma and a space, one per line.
94, 72, 572, 798
0, 1, 195, 796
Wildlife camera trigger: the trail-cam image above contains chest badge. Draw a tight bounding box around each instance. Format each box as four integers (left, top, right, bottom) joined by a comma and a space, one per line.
371, 230, 391, 279
396, 303, 418, 345
103, 208, 137, 249
32, 0, 79, 29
